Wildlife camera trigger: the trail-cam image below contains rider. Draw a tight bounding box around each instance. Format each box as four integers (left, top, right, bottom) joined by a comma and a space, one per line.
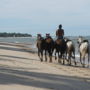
56, 24, 64, 39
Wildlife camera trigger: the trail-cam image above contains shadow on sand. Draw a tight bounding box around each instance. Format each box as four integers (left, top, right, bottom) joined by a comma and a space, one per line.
0, 65, 90, 90
0, 45, 36, 53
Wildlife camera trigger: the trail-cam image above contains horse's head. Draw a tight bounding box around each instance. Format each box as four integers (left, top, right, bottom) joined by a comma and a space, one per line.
77, 36, 84, 44
64, 37, 70, 43
37, 34, 42, 40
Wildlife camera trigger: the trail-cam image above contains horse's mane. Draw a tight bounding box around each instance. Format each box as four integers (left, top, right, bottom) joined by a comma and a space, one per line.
45, 37, 53, 43
64, 37, 72, 43
83, 40, 89, 43
79, 39, 89, 47
66, 39, 72, 43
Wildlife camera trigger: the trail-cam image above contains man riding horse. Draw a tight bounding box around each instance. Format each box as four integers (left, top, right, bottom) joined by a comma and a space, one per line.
55, 24, 66, 64
56, 24, 64, 39
55, 24, 65, 45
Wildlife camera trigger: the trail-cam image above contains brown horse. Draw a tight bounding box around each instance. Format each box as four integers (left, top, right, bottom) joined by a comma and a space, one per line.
37, 34, 54, 62
36, 34, 45, 62
44, 36, 55, 62
54, 38, 67, 64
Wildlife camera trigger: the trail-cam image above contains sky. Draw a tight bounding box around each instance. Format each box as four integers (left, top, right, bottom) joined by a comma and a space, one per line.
0, 0, 90, 36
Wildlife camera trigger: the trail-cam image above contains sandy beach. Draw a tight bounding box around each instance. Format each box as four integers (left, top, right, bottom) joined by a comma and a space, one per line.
0, 42, 90, 90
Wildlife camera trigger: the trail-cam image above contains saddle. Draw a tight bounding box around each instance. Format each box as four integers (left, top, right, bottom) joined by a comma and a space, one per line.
56, 38, 65, 45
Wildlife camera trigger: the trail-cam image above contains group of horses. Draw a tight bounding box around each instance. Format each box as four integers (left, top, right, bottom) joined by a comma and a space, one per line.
37, 35, 90, 67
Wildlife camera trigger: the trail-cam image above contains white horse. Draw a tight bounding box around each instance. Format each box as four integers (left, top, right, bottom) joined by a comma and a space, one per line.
64, 38, 76, 66
77, 36, 89, 67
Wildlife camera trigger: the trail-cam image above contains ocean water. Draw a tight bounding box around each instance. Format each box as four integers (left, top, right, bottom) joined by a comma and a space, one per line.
0, 36, 90, 65
0, 37, 36, 44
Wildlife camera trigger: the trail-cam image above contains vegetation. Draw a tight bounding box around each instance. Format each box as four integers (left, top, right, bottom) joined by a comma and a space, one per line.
0, 32, 32, 37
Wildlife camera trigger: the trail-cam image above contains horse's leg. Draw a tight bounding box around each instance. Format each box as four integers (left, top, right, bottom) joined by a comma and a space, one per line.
88, 51, 89, 67
66, 52, 68, 61
45, 50, 47, 62
68, 52, 71, 65
58, 52, 61, 63
83, 57, 85, 67
37, 48, 40, 57
63, 54, 65, 65
67, 52, 70, 65
55, 51, 57, 60
49, 51, 52, 63
67, 55, 69, 64
80, 53, 82, 65
38, 49, 41, 61
73, 51, 76, 66
69, 52, 72, 66
40, 50, 43, 62
68, 56, 71, 65
38, 49, 39, 56
67, 53, 70, 65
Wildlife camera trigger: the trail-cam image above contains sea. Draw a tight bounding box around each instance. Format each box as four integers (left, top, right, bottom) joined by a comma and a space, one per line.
0, 36, 90, 65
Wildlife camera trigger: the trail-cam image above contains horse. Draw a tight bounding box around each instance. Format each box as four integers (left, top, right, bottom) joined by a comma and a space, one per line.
54, 38, 67, 64
77, 36, 89, 67
44, 36, 55, 62
64, 37, 76, 66
36, 34, 45, 62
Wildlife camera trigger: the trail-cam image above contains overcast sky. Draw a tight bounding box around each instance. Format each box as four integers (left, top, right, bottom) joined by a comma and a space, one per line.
0, 0, 90, 36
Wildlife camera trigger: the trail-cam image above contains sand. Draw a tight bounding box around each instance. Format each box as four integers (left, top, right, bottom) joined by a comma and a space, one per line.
0, 42, 90, 90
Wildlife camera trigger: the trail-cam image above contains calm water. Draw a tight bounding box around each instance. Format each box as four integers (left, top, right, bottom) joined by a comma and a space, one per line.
0, 36, 90, 43
0, 37, 36, 44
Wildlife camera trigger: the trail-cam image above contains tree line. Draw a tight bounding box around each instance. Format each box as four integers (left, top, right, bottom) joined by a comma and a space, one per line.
0, 32, 32, 37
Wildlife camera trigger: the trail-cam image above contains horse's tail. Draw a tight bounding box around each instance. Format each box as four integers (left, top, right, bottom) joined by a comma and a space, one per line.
72, 45, 75, 59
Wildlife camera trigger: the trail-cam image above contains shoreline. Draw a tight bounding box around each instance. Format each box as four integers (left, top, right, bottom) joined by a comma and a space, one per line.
0, 41, 89, 67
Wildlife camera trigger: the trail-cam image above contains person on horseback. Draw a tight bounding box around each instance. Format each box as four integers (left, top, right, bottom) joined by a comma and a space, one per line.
56, 24, 64, 39
55, 25, 66, 63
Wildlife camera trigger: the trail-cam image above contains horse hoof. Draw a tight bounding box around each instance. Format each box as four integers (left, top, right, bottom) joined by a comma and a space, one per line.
45, 60, 47, 62
58, 60, 61, 63
55, 57, 57, 60
41, 60, 43, 62
83, 64, 85, 68
63, 62, 65, 65
75, 62, 77, 66
87, 65, 89, 68
40, 59, 43, 62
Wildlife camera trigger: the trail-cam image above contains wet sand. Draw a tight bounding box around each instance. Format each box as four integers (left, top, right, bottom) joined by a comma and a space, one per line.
0, 42, 90, 90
